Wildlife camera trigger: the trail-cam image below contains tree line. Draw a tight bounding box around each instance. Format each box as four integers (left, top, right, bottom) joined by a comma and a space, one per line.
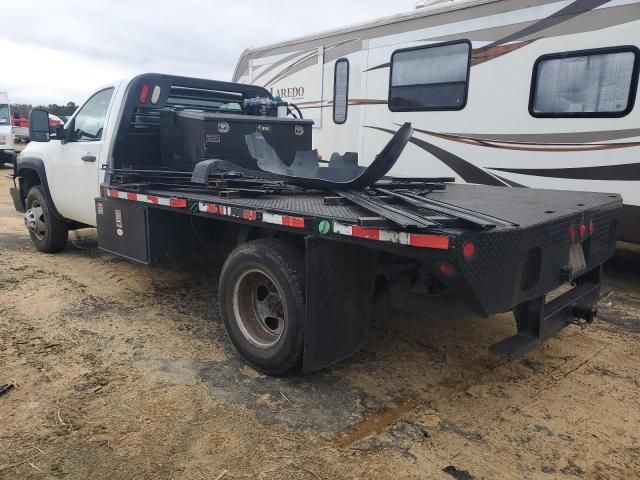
11, 102, 78, 118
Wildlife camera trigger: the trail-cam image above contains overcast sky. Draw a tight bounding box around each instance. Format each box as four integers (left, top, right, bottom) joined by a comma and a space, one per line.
2, 1, 415, 105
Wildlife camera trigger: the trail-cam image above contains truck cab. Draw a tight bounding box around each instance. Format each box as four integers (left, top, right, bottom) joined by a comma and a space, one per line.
0, 92, 15, 166
11, 80, 125, 229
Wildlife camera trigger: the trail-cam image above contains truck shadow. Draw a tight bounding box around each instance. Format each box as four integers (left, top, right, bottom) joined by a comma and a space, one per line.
59, 228, 636, 446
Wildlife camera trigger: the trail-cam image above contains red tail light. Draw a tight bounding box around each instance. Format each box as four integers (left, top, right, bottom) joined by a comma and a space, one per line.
438, 262, 456, 277
462, 241, 476, 260
589, 221, 594, 235
139, 84, 150, 103
579, 224, 586, 239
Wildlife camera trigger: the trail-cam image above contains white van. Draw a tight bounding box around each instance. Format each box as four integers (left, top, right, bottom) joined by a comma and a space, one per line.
0, 92, 15, 166
233, 0, 640, 243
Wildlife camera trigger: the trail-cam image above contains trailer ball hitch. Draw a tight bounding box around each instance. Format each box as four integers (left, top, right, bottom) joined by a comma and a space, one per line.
572, 305, 598, 324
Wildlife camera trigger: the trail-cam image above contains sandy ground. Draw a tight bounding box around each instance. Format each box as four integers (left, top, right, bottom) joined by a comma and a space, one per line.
1, 171, 639, 480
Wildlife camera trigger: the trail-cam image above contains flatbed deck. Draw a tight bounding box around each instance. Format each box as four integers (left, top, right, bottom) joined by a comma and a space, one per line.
137, 183, 620, 231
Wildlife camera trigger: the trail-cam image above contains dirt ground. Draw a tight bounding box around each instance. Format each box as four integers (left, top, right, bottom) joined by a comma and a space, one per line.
1, 171, 639, 480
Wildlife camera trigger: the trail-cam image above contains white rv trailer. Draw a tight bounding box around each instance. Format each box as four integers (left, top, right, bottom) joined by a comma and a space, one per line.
233, 0, 640, 243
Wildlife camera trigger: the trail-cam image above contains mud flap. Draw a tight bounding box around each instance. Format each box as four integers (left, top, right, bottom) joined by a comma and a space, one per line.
10, 187, 25, 213
303, 238, 378, 371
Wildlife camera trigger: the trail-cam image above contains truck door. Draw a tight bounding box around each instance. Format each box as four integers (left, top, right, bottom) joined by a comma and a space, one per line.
49, 87, 115, 226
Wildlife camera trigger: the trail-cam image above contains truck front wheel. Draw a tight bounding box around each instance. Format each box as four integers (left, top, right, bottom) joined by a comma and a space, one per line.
24, 186, 68, 253
220, 239, 306, 375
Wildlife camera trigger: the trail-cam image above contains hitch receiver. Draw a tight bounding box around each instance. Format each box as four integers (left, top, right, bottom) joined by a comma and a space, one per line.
490, 267, 601, 360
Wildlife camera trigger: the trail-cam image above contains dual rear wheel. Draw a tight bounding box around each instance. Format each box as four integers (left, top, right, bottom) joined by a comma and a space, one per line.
219, 239, 306, 375
22, 186, 304, 374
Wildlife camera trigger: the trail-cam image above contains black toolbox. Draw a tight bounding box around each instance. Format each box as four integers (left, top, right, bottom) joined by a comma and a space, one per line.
160, 111, 314, 171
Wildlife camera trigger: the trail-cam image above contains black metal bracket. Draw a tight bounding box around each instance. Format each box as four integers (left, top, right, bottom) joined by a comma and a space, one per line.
490, 266, 602, 360
245, 122, 414, 189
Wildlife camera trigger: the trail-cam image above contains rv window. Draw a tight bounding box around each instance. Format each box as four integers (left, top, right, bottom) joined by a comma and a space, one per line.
333, 59, 349, 124
530, 47, 639, 117
389, 41, 470, 111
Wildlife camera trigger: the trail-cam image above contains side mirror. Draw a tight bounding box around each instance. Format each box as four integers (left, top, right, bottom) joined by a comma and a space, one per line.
29, 109, 50, 142
52, 124, 65, 141
63, 119, 74, 143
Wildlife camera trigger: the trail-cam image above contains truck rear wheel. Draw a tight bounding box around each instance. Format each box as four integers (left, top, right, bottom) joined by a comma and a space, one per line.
24, 186, 68, 253
220, 239, 305, 375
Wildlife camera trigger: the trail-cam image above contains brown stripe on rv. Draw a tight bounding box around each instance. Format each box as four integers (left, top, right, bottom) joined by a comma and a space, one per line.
489, 163, 640, 181
471, 40, 535, 66
432, 129, 640, 144
263, 52, 318, 88
477, 0, 613, 53
252, 48, 317, 84
232, 0, 636, 81
423, 4, 640, 43
410, 127, 640, 153
238, 0, 566, 60
319, 1, 636, 75
366, 125, 509, 186
261, 38, 364, 87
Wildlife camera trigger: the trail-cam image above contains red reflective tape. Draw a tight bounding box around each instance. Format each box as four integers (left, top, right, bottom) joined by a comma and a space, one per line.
170, 198, 187, 208
126, 192, 137, 201
147, 195, 159, 204
409, 233, 450, 250
207, 204, 218, 214
351, 226, 380, 240
282, 216, 305, 228
242, 210, 257, 221
108, 190, 118, 198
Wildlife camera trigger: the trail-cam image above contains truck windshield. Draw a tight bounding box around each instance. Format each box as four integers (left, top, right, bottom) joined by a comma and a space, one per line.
0, 105, 9, 125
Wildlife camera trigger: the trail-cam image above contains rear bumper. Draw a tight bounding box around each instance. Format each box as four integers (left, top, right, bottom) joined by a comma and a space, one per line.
490, 266, 601, 359
449, 199, 621, 316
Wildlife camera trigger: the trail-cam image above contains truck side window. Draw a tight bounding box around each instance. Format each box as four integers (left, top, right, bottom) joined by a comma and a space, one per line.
530, 47, 639, 117
333, 58, 349, 124
389, 40, 471, 111
72, 88, 114, 141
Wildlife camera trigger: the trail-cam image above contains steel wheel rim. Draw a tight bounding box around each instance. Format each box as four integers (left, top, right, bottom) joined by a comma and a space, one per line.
232, 268, 287, 349
25, 200, 46, 241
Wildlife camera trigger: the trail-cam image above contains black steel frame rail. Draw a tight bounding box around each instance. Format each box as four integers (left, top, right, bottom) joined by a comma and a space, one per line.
375, 188, 517, 229
336, 189, 441, 229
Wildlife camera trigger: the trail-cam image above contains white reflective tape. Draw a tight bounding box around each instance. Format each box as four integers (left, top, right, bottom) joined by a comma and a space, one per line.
379, 230, 411, 245
332, 222, 352, 235
262, 212, 283, 225
379, 229, 398, 243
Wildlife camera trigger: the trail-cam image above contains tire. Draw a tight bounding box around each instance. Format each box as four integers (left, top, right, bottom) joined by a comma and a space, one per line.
25, 186, 68, 253
220, 239, 306, 375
